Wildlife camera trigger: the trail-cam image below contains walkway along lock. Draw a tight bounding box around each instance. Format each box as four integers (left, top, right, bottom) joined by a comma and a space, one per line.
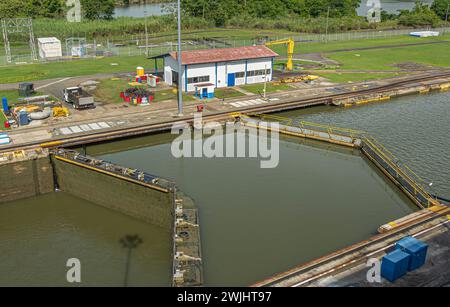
234, 113, 441, 211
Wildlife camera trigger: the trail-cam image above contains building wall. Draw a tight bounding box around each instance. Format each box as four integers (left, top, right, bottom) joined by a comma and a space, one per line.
164, 56, 274, 92
246, 58, 273, 85
164, 56, 178, 86
217, 62, 227, 88
38, 43, 62, 59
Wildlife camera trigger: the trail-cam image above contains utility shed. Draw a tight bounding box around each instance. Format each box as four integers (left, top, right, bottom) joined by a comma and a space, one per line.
163, 46, 278, 93
37, 37, 62, 59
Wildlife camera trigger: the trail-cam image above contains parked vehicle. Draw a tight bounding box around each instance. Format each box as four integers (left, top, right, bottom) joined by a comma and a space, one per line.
63, 87, 95, 109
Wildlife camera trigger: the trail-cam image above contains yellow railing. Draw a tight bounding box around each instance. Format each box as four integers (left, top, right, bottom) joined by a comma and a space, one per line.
362, 136, 433, 206
235, 113, 435, 208
255, 113, 364, 140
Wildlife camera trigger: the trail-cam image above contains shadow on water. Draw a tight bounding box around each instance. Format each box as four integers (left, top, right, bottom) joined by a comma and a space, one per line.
120, 234, 144, 287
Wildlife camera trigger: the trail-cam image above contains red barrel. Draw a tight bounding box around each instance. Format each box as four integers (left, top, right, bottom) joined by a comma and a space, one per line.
4, 121, 10, 128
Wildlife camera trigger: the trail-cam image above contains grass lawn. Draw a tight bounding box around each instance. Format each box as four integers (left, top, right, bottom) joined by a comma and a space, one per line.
214, 88, 246, 99
0, 110, 9, 131
317, 72, 403, 83
0, 89, 44, 104
241, 82, 294, 95
153, 89, 195, 103
0, 56, 162, 84
0, 90, 22, 103
2, 32, 449, 88
327, 43, 450, 71
94, 78, 194, 104
269, 34, 450, 56
94, 78, 133, 104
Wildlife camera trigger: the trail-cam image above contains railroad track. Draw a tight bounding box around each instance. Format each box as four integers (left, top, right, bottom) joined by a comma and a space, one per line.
252, 205, 450, 287
2, 71, 450, 153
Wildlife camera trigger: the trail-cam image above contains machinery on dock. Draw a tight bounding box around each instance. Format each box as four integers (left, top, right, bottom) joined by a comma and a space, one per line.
63, 87, 95, 110
52, 149, 173, 191
275, 75, 319, 84
265, 38, 295, 71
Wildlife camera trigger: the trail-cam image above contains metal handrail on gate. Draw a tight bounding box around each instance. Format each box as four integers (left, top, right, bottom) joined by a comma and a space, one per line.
257, 114, 364, 140
241, 113, 437, 208
361, 136, 434, 207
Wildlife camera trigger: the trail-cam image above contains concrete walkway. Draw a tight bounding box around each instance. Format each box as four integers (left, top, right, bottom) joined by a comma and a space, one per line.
233, 87, 255, 96
0, 73, 118, 92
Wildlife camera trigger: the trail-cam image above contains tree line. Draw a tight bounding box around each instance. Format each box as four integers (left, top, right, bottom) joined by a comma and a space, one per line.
0, 0, 449, 27
181, 0, 450, 26
0, 0, 115, 19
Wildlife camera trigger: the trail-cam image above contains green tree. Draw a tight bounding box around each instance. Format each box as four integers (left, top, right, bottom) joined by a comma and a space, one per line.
431, 0, 450, 20
81, 0, 115, 20
302, 0, 359, 18
30, 0, 64, 18
181, 0, 360, 22
0, 0, 33, 18
398, 1, 441, 27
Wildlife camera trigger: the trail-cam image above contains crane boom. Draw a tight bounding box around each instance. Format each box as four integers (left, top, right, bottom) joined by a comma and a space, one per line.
265, 38, 295, 71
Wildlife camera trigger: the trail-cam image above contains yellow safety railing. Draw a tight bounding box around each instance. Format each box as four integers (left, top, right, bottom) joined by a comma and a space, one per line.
235, 113, 436, 208
255, 113, 365, 140
362, 136, 434, 207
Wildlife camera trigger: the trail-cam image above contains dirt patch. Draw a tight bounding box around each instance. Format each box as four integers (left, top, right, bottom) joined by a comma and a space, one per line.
390, 62, 440, 71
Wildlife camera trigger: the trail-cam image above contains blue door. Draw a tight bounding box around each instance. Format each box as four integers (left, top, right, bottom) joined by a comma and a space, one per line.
202, 88, 208, 99
227, 73, 235, 87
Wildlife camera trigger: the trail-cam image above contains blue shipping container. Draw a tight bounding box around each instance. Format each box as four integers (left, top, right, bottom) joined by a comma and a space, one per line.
396, 236, 428, 271
381, 250, 410, 282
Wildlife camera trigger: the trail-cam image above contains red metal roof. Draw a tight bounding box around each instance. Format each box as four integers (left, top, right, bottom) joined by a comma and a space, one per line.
169, 46, 278, 65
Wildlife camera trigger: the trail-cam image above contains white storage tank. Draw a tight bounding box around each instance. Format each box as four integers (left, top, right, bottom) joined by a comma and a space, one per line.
38, 37, 62, 59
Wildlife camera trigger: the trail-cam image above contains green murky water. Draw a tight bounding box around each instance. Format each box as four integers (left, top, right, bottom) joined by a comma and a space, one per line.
3, 91, 447, 286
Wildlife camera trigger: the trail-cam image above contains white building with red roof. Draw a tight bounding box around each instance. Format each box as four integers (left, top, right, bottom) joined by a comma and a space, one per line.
162, 45, 278, 98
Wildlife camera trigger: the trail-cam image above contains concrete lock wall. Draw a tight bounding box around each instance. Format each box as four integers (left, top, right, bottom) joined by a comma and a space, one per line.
52, 159, 175, 230
0, 158, 54, 203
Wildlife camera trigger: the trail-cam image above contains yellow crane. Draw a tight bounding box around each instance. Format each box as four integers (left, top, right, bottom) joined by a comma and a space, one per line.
265, 38, 295, 71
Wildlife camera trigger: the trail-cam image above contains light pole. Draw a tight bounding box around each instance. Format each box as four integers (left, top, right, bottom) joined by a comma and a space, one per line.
428, 182, 439, 200
177, 0, 183, 116
263, 64, 268, 99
